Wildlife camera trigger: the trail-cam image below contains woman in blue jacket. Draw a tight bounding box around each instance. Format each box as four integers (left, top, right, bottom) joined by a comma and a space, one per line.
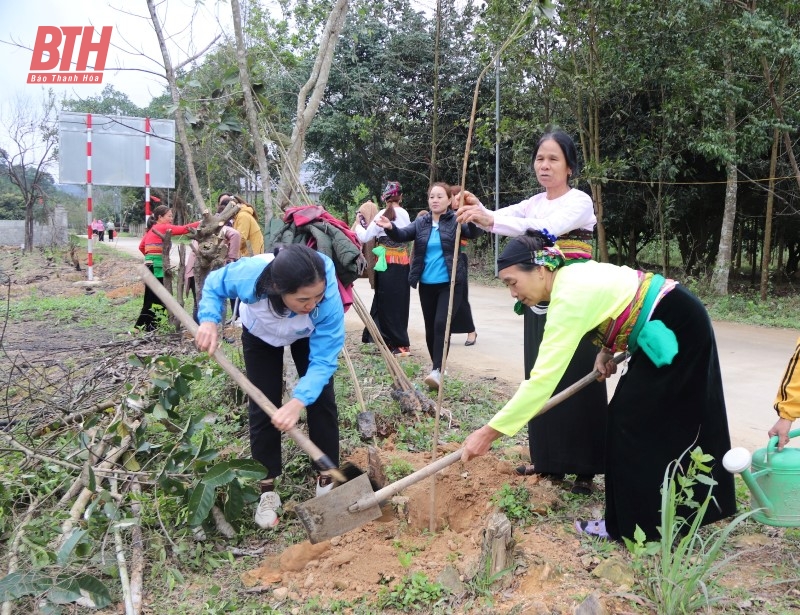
195, 245, 345, 529
376, 182, 482, 390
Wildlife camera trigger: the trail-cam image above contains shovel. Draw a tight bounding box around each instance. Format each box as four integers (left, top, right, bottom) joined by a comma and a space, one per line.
137, 264, 349, 483
296, 352, 628, 543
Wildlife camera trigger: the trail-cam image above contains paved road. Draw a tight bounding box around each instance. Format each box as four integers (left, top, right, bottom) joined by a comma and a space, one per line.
113, 236, 798, 452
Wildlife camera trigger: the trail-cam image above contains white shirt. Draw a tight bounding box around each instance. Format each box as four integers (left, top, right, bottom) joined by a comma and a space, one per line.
478, 189, 596, 238
355, 206, 412, 242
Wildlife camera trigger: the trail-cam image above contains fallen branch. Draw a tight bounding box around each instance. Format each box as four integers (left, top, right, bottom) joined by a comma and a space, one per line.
1, 493, 42, 615
60, 429, 136, 545
231, 546, 267, 557
58, 438, 109, 506
32, 400, 116, 437
211, 505, 236, 539
129, 480, 144, 615
0, 430, 83, 472
110, 478, 135, 615
352, 291, 443, 417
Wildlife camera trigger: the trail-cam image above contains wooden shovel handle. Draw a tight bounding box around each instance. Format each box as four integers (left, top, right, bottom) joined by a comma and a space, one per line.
136, 264, 344, 480
368, 352, 628, 505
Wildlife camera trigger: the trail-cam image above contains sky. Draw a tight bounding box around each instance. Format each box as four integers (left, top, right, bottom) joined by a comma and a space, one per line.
0, 0, 232, 111
0, 0, 440, 181
0, 0, 442, 112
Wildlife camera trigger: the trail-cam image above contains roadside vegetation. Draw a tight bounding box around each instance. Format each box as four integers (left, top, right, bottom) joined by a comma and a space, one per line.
1, 245, 799, 614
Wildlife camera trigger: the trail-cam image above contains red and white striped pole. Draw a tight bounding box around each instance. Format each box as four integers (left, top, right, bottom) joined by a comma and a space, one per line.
86, 113, 94, 281
144, 117, 151, 224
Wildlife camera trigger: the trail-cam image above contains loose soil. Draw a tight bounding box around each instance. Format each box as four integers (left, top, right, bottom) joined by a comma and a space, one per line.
2, 244, 799, 614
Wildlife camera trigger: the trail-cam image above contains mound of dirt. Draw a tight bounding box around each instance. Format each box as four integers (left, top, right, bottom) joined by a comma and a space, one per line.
241, 447, 622, 613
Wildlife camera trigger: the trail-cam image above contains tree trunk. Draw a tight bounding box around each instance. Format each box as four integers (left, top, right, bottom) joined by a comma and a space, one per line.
711, 157, 737, 295
734, 219, 743, 274
276, 0, 349, 210
231, 0, 273, 222
146, 0, 207, 213
710, 54, 737, 296
24, 198, 34, 252
761, 56, 800, 192
760, 128, 778, 300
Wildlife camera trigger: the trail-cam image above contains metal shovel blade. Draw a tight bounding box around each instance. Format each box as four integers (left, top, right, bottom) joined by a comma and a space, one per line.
295, 474, 382, 544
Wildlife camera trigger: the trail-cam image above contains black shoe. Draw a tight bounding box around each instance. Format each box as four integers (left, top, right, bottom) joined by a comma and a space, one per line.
570, 476, 594, 496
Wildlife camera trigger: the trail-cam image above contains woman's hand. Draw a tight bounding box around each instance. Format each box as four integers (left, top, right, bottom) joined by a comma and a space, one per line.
768, 417, 794, 451
594, 350, 617, 380
374, 215, 392, 229
272, 398, 304, 432
456, 191, 494, 227
461, 425, 503, 462
195, 321, 219, 354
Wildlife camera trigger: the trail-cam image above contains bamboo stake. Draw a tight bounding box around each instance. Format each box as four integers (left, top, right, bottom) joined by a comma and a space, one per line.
429, 9, 540, 532
351, 291, 407, 386
342, 345, 367, 415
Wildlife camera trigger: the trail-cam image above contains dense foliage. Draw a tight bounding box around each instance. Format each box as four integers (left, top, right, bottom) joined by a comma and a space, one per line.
35, 1, 800, 284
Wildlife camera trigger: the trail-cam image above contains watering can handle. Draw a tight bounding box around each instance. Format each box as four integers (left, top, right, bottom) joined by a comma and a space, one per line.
767, 427, 800, 455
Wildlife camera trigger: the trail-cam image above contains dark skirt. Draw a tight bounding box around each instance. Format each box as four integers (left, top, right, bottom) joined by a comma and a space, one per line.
451, 254, 475, 334
604, 285, 736, 542
524, 307, 608, 475
362, 263, 410, 348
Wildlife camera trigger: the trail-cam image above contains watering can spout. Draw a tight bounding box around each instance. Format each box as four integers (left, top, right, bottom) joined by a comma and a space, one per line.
723, 447, 774, 515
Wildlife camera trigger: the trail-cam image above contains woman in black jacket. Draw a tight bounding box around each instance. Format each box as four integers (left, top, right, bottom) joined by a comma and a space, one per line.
375, 182, 482, 389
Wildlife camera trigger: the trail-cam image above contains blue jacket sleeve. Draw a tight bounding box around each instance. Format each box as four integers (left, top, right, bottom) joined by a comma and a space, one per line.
385, 218, 419, 242
196, 257, 267, 323
291, 255, 345, 406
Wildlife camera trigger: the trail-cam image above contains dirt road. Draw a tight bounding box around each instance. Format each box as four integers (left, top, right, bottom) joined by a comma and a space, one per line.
114, 236, 798, 451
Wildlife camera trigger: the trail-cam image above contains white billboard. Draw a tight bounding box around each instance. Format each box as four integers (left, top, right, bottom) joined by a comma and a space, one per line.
58, 111, 175, 187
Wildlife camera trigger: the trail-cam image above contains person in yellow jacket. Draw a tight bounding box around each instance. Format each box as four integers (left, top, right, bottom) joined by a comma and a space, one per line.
219, 193, 265, 257
768, 337, 800, 451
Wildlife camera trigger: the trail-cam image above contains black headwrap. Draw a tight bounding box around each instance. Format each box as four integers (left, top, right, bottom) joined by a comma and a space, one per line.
497, 239, 565, 272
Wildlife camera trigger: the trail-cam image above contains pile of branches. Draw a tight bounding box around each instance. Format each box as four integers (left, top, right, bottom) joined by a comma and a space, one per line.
0, 334, 253, 613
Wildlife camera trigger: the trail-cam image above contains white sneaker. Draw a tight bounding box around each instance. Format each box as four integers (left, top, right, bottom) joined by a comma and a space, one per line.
316, 477, 334, 497
254, 491, 281, 529
233, 318, 242, 328
424, 369, 441, 390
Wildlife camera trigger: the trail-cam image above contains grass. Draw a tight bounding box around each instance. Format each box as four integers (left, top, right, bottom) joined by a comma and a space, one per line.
3, 244, 800, 614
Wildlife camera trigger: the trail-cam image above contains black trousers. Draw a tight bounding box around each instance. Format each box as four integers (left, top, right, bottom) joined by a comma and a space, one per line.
241, 329, 339, 479
417, 281, 464, 370
186, 277, 199, 323
134, 262, 164, 331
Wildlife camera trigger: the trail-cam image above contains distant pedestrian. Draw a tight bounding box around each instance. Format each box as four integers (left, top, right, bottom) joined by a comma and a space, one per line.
97, 219, 105, 242
106, 220, 115, 241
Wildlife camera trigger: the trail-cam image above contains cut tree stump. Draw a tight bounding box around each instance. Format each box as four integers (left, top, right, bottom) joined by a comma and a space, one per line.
480, 512, 514, 578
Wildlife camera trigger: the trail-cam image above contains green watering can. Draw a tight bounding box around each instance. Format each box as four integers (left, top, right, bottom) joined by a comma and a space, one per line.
723, 428, 800, 527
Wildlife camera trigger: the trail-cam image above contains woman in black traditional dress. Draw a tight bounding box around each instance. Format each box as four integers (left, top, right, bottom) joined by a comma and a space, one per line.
458, 129, 606, 494
461, 231, 737, 542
